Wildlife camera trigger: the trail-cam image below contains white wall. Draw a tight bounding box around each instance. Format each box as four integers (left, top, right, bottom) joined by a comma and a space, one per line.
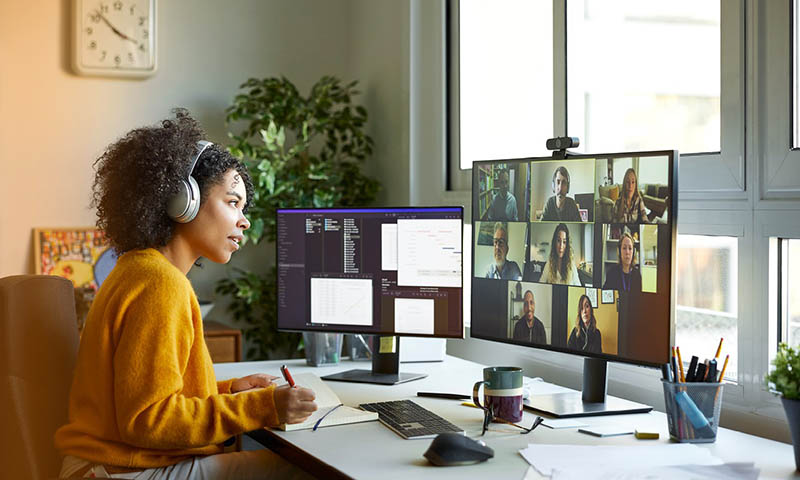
0, 0, 354, 282
347, 0, 410, 207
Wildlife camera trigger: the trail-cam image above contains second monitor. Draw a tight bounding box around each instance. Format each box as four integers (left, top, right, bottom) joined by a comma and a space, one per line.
276, 207, 464, 385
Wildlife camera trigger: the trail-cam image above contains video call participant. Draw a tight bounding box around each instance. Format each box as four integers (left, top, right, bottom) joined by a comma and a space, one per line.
612, 168, 648, 224
487, 169, 518, 221
55, 111, 317, 479
540, 223, 581, 286
485, 222, 522, 280
512, 290, 547, 344
567, 294, 603, 353
602, 231, 642, 293
541, 166, 581, 222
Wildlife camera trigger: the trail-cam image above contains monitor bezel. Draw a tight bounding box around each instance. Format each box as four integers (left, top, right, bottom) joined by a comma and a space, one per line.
275, 205, 465, 339
470, 149, 678, 369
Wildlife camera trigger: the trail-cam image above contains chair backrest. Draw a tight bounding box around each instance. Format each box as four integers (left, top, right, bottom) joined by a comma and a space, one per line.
0, 275, 79, 480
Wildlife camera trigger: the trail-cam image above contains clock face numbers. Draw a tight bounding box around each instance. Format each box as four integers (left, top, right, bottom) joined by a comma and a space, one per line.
80, 0, 152, 70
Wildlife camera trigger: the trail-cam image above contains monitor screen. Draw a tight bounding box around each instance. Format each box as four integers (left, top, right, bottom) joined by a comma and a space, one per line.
277, 207, 464, 338
471, 151, 677, 368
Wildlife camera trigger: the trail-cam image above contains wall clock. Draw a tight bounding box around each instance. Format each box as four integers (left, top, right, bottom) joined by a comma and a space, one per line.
72, 0, 157, 77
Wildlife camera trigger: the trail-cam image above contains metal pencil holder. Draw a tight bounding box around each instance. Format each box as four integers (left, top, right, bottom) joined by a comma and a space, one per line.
661, 380, 724, 443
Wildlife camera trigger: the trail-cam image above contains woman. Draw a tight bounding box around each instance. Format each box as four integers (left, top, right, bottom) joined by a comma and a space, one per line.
602, 231, 642, 292
540, 223, 581, 286
611, 168, 648, 223
55, 111, 317, 479
567, 294, 603, 353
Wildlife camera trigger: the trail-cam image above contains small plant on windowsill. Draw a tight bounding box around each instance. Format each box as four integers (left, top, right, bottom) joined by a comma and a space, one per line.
215, 75, 380, 360
766, 343, 800, 470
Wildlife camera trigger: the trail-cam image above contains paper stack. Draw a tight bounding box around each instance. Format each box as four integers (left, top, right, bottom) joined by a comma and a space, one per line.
519, 444, 758, 479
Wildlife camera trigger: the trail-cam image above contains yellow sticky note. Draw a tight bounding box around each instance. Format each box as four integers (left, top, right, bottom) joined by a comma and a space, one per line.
634, 430, 659, 440
379, 336, 396, 354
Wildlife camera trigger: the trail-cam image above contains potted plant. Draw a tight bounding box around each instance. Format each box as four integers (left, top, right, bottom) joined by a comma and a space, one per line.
766, 342, 800, 470
215, 75, 380, 360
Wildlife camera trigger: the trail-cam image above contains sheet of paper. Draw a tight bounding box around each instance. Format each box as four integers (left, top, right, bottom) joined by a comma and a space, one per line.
381, 223, 398, 271
541, 418, 590, 429
551, 462, 759, 480
519, 444, 723, 477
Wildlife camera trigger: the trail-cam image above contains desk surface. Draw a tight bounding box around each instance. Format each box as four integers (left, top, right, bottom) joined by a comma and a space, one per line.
214, 356, 798, 480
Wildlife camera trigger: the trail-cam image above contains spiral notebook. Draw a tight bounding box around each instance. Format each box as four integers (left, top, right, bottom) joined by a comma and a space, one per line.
272, 373, 378, 431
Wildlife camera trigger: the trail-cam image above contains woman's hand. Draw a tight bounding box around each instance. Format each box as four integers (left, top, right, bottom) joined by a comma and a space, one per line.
274, 385, 318, 424
231, 373, 279, 393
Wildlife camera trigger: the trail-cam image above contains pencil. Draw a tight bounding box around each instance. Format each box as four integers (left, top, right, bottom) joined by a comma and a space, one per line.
718, 354, 730, 382
714, 337, 724, 359
676, 346, 685, 382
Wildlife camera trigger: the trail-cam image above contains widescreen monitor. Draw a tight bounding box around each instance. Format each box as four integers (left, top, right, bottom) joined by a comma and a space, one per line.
471, 150, 678, 417
277, 207, 463, 384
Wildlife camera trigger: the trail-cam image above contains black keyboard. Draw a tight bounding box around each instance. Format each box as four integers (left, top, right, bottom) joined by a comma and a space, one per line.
359, 399, 464, 439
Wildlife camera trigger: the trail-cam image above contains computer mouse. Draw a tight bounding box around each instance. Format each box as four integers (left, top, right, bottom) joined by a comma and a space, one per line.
423, 433, 494, 466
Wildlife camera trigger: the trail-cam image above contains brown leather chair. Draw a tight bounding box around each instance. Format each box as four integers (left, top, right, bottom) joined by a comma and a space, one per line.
0, 275, 79, 480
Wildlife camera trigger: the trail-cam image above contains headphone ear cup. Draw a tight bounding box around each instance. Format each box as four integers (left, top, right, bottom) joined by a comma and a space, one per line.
183, 176, 201, 222
167, 177, 200, 223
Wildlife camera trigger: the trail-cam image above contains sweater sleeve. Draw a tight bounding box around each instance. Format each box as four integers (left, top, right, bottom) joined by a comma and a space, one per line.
217, 379, 235, 394
112, 282, 280, 449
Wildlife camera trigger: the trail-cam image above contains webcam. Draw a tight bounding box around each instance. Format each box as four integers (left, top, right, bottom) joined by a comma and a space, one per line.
546, 137, 580, 151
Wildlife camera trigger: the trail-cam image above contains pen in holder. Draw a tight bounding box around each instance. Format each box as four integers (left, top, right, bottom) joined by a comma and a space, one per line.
661, 380, 724, 443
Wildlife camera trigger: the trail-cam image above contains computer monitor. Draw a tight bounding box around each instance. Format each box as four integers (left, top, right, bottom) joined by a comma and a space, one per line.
471, 150, 678, 417
276, 206, 464, 385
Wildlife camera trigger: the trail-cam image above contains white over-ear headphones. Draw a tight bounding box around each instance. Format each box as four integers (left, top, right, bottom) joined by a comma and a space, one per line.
166, 140, 213, 223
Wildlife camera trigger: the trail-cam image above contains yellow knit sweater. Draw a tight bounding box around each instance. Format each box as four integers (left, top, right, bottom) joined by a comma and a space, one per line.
54, 248, 279, 468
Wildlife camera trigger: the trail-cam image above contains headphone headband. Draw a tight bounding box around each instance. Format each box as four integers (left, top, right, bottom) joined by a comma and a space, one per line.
188, 140, 213, 177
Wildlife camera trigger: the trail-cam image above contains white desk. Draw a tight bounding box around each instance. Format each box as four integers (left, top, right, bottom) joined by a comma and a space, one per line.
214, 356, 798, 480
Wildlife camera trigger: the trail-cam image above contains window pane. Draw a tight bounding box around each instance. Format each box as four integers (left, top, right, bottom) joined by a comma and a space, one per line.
675, 235, 737, 381
567, 1, 720, 154
459, 0, 552, 169
782, 239, 800, 347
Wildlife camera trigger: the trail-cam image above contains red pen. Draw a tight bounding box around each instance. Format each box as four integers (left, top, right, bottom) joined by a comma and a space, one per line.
280, 364, 296, 387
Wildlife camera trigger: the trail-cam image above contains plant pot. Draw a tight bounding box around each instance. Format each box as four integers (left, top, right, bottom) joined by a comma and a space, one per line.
781, 396, 800, 470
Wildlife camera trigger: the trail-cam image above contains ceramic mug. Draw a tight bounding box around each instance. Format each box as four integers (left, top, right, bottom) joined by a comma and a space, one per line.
472, 366, 524, 423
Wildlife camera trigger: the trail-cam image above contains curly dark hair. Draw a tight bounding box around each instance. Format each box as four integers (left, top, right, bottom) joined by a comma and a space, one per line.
92, 109, 254, 254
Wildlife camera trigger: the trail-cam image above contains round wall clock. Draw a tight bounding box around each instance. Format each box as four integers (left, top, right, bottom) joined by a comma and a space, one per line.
72, 0, 157, 77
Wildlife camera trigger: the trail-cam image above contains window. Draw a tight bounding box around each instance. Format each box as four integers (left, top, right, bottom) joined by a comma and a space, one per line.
779, 239, 800, 348
457, 0, 553, 168
567, 0, 720, 154
675, 234, 738, 381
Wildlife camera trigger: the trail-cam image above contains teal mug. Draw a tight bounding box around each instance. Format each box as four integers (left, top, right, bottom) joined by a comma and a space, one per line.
473, 366, 524, 423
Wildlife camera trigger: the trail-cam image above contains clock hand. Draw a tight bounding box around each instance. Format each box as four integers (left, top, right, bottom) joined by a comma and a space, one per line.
95, 10, 140, 46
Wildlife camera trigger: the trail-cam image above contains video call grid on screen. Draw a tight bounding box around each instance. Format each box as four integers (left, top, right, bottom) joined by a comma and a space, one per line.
471, 151, 677, 367
276, 207, 464, 338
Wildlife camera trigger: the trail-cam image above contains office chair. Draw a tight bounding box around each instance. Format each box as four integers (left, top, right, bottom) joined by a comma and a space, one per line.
0, 275, 79, 480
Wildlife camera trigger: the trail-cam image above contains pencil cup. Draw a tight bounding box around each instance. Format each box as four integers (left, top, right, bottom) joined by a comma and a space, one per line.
661, 380, 724, 443
303, 333, 343, 366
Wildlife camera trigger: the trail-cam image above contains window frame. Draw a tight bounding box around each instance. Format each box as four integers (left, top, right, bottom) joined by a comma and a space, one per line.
448, 0, 746, 202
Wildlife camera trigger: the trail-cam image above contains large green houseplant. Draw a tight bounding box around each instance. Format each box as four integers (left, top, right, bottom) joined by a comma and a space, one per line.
766, 342, 800, 470
216, 76, 380, 360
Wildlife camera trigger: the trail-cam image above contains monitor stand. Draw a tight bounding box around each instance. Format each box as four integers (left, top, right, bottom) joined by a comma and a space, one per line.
322, 337, 427, 385
524, 358, 653, 418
